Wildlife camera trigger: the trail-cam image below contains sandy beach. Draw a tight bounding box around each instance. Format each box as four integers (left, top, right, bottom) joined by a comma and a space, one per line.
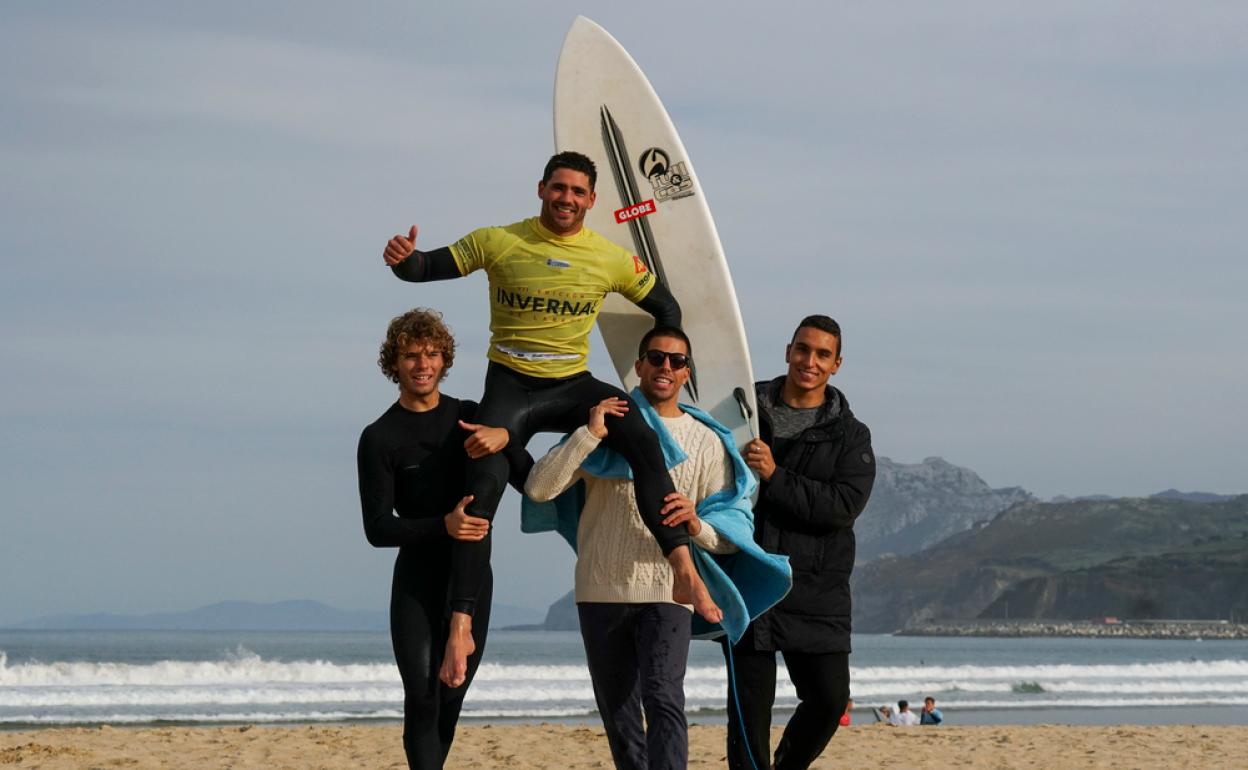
2, 723, 1245, 769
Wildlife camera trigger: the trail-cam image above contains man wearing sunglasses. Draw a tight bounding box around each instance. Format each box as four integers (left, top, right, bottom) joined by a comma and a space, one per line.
523, 326, 745, 770
382, 151, 720, 691
725, 315, 876, 770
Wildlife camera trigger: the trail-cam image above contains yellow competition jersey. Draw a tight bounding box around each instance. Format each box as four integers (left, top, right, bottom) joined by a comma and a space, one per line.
448, 217, 655, 377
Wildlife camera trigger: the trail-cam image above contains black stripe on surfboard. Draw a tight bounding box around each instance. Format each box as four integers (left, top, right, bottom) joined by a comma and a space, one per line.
599, 106, 664, 282
599, 105, 699, 403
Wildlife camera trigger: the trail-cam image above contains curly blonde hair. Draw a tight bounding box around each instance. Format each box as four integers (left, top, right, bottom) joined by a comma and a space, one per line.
378, 308, 456, 384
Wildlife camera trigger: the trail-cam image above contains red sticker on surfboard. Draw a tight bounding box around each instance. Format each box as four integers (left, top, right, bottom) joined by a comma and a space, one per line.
614, 199, 657, 224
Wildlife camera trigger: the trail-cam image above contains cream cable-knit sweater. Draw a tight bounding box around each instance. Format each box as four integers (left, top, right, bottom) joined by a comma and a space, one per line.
524, 412, 739, 605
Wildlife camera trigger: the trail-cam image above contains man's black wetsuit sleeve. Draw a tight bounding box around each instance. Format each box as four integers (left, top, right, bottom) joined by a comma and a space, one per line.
390, 246, 462, 283
635, 279, 682, 328
356, 428, 445, 547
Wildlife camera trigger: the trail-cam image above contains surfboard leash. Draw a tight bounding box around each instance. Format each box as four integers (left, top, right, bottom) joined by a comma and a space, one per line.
724, 640, 764, 770
725, 386, 763, 769
728, 386, 764, 768
700, 538, 763, 770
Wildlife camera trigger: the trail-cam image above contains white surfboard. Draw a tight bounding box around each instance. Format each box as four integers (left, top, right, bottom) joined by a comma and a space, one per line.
554, 16, 758, 449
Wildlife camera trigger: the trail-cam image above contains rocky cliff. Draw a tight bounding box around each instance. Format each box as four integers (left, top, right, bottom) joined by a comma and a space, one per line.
855, 457, 1033, 561
541, 590, 579, 631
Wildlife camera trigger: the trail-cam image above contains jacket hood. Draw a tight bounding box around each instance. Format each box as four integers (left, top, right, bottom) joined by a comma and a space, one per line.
757, 376, 850, 427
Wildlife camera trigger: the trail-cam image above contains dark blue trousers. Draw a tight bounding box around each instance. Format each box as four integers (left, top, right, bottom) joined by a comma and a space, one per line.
579, 602, 692, 770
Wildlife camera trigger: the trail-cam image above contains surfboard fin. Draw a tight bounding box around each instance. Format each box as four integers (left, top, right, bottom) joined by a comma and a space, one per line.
733, 387, 757, 440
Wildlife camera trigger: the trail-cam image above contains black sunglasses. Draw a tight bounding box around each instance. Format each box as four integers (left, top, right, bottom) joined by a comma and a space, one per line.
641, 350, 691, 370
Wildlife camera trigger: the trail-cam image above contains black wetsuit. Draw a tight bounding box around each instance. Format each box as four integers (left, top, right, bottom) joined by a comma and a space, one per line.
393, 247, 687, 616
357, 396, 530, 769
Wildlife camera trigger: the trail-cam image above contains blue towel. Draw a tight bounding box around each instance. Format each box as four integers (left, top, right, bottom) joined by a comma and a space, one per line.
520, 388, 791, 644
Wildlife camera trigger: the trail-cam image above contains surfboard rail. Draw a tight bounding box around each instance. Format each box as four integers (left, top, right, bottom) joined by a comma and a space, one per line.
554, 16, 758, 450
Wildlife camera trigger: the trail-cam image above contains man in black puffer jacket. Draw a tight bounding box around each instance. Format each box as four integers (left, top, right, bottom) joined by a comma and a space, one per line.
723, 314, 875, 770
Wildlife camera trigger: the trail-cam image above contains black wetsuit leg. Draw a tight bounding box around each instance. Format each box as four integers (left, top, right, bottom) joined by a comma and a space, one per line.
390, 551, 491, 769
450, 363, 687, 613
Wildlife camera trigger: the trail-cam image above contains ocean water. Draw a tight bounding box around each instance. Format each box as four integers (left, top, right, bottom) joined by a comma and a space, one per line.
1, 629, 1246, 728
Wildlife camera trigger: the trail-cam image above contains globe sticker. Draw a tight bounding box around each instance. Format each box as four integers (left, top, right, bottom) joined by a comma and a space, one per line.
614, 199, 657, 224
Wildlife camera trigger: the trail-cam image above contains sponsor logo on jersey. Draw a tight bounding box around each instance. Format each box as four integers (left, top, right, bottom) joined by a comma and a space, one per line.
546, 258, 571, 269
495, 288, 599, 316
614, 199, 657, 224
639, 146, 695, 202
632, 255, 649, 274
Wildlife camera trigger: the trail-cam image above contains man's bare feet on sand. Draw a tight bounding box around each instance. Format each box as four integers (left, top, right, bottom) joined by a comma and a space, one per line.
439, 611, 475, 688
668, 545, 722, 624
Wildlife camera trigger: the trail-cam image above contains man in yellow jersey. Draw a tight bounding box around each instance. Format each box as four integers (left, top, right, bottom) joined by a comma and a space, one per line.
382, 151, 721, 690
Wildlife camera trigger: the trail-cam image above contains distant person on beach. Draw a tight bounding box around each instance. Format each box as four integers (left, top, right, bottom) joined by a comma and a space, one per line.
356, 308, 532, 769
382, 151, 720, 689
524, 327, 745, 770
888, 700, 920, 726
920, 696, 944, 725
723, 315, 876, 769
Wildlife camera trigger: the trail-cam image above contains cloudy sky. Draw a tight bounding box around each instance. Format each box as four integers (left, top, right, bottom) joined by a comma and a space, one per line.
3, 1, 1245, 624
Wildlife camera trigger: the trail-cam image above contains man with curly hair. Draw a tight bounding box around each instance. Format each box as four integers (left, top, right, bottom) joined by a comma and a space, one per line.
357, 308, 531, 769
382, 151, 720, 690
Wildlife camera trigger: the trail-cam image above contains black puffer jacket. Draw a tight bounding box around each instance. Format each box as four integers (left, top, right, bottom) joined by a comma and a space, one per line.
747, 377, 875, 654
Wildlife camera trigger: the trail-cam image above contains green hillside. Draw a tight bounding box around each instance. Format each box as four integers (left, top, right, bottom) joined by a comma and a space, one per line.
852, 496, 1248, 632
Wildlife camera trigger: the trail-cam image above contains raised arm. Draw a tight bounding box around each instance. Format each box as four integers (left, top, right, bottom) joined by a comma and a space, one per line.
524, 397, 629, 501
382, 225, 462, 283
635, 279, 682, 328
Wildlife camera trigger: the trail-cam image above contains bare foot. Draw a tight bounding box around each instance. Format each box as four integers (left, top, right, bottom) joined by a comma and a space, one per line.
668, 545, 723, 624
438, 612, 475, 688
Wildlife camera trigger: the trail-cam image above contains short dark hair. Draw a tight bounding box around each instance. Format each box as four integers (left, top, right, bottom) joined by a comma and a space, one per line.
638, 325, 692, 360
792, 314, 842, 358
898, 700, 909, 710
544, 151, 597, 190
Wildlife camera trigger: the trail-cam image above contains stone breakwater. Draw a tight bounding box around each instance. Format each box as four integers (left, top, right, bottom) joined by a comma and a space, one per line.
898, 620, 1248, 640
